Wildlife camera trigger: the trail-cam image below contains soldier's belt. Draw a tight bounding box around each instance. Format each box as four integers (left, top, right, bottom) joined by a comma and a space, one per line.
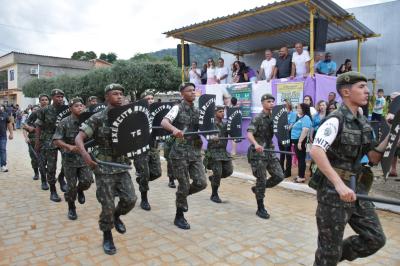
333, 167, 356, 181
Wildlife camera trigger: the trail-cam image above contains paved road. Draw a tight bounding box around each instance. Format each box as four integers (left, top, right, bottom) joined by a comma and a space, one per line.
0, 131, 399, 265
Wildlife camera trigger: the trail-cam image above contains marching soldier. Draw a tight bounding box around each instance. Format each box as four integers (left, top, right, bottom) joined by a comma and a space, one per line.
310, 72, 387, 265
133, 91, 162, 210
23, 94, 50, 188
204, 105, 233, 203
35, 89, 67, 202
161, 82, 207, 230
247, 94, 284, 219
53, 97, 93, 220
75, 84, 137, 255
22, 105, 41, 180
86, 96, 98, 107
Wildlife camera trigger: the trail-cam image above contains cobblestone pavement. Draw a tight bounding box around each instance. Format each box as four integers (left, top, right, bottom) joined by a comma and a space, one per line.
0, 131, 399, 265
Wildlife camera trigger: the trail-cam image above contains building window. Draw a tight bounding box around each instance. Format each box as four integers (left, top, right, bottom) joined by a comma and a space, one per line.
9, 70, 14, 81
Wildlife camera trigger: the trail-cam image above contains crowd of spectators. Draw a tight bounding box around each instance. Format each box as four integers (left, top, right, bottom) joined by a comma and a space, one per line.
187, 42, 357, 86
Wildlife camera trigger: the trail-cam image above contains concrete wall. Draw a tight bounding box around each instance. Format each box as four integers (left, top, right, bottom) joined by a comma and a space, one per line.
221, 1, 399, 94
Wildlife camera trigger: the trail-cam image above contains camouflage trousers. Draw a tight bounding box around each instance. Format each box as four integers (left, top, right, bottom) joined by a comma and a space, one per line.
249, 156, 284, 200
40, 148, 58, 185
209, 159, 233, 187
27, 142, 38, 170
314, 202, 386, 265
164, 142, 174, 180
133, 149, 162, 193
63, 165, 93, 203
95, 171, 137, 232
171, 158, 207, 210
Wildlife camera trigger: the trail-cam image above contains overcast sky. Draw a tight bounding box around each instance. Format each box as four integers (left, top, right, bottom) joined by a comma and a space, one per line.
0, 0, 393, 59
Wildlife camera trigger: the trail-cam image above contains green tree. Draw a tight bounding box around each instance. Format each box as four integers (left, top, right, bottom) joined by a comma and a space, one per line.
106, 53, 117, 63
99, 53, 107, 61
23, 60, 180, 100
71, 51, 97, 61
71, 51, 86, 60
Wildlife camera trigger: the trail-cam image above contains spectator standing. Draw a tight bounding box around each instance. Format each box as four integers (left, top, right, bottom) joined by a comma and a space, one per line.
327, 91, 338, 107
187, 62, 201, 85
0, 105, 13, 172
336, 59, 352, 76
280, 99, 295, 177
257, 49, 276, 82
303, 95, 317, 116
215, 58, 229, 84
200, 63, 207, 85
310, 100, 327, 141
314, 52, 324, 72
291, 42, 310, 78
273, 47, 292, 79
371, 88, 385, 121
206, 58, 217, 85
232, 61, 246, 83
389, 92, 400, 177
291, 103, 312, 183
327, 102, 338, 115
15, 104, 22, 129
317, 52, 337, 76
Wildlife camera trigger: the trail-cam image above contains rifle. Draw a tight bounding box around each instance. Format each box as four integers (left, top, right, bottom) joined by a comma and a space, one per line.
329, 175, 400, 206
28, 143, 46, 177
89, 153, 132, 170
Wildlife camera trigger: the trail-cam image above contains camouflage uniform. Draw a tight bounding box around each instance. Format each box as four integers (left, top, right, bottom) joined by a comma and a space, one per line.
80, 107, 137, 232
35, 105, 64, 185
169, 101, 207, 210
53, 115, 93, 203
247, 112, 284, 200
24, 111, 39, 170
133, 140, 162, 193
313, 104, 386, 265
204, 120, 233, 187
164, 137, 175, 180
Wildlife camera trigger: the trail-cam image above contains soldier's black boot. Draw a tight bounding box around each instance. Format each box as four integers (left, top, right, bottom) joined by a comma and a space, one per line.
256, 199, 270, 219
40, 174, 49, 190
32, 168, 39, 180
140, 191, 151, 211
114, 214, 126, 234
77, 190, 85, 204
174, 208, 190, 230
49, 184, 61, 202
210, 185, 222, 203
67, 201, 77, 220
103, 230, 116, 255
168, 177, 176, 188
58, 173, 67, 193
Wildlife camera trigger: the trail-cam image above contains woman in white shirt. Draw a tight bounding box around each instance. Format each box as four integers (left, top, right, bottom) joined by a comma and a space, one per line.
206, 58, 217, 85
187, 61, 201, 85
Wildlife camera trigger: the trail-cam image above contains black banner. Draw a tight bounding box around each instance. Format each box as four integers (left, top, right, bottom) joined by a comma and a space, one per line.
55, 105, 70, 127
108, 102, 151, 158
272, 105, 290, 146
89, 103, 107, 113
149, 102, 173, 140
381, 110, 400, 179
226, 107, 242, 138
198, 94, 216, 131
79, 103, 107, 125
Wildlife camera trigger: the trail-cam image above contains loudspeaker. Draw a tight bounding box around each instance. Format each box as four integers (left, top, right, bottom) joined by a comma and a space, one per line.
177, 44, 190, 67
314, 18, 328, 52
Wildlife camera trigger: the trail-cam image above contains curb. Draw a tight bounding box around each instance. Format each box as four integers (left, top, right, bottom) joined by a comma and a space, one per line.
230, 171, 400, 214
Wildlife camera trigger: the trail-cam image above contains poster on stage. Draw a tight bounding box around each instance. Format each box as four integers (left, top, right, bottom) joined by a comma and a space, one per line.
226, 82, 252, 118
276, 82, 304, 105
252, 80, 272, 113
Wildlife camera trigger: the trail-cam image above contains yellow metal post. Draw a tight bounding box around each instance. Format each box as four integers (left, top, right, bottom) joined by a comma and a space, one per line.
309, 7, 315, 76
357, 38, 362, 72
181, 39, 185, 83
